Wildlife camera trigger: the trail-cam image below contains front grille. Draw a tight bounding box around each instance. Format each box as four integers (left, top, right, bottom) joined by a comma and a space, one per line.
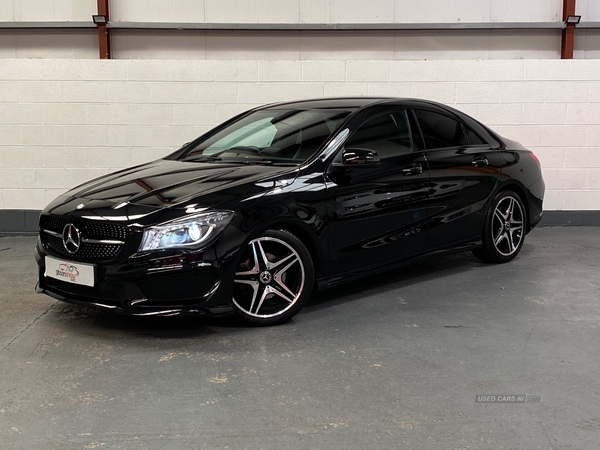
45, 234, 123, 261
137, 271, 219, 302
83, 220, 128, 240
40, 214, 128, 263
45, 215, 70, 232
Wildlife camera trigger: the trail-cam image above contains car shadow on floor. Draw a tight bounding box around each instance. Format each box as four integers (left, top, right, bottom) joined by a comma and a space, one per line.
47, 244, 535, 338
303, 243, 535, 314
49, 302, 241, 338
306, 250, 479, 310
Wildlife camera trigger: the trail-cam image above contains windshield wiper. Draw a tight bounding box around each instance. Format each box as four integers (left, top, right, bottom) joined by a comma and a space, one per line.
218, 158, 275, 165
184, 155, 296, 166
184, 155, 222, 162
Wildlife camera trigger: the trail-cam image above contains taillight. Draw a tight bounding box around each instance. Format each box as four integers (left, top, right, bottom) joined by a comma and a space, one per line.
528, 152, 541, 167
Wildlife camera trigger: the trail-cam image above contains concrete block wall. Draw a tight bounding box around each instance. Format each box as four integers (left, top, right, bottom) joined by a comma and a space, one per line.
0, 58, 600, 212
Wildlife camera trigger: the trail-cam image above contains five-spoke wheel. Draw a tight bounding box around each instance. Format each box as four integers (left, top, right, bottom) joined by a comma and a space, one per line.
474, 190, 527, 263
233, 229, 314, 325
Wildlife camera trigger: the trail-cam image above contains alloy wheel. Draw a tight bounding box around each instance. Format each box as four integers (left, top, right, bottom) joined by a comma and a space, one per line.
233, 236, 306, 318
491, 196, 524, 257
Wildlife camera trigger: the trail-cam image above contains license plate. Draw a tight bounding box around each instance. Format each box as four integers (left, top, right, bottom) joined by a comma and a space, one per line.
44, 256, 95, 287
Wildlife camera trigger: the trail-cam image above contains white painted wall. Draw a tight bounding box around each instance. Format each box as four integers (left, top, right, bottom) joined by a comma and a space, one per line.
110, 30, 562, 60
0, 0, 565, 24
0, 30, 97, 59
577, 0, 600, 21
2, 0, 599, 59
0, 0, 95, 21
2, 28, 590, 60
575, 31, 600, 59
0, 59, 599, 211
110, 0, 563, 24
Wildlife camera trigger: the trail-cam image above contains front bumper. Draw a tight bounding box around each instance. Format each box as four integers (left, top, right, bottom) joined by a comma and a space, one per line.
35, 240, 236, 317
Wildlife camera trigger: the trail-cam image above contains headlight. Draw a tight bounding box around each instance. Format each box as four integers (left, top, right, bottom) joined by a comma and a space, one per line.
139, 210, 234, 251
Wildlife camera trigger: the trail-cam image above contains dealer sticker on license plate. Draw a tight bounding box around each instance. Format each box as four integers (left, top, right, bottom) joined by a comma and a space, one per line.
44, 256, 95, 287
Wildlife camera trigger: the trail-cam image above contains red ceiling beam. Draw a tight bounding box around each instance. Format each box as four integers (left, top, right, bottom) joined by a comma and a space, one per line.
97, 0, 111, 59
91, 1, 578, 60
561, 0, 576, 59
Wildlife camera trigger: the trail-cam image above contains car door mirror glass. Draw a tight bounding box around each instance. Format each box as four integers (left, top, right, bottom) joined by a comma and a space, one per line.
339, 148, 381, 167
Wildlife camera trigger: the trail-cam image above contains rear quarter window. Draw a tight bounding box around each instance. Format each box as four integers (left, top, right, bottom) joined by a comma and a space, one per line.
414, 109, 466, 150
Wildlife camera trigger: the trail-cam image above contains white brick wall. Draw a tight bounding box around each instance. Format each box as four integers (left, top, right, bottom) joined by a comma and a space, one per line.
1, 59, 600, 211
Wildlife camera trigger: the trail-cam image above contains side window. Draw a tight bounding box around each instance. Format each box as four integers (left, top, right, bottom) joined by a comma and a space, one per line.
414, 109, 466, 150
345, 110, 413, 159
465, 127, 487, 146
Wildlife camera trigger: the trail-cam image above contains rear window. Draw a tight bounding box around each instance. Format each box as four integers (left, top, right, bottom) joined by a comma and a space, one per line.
414, 109, 466, 150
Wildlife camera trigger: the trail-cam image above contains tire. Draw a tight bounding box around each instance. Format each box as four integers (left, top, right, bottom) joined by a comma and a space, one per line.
232, 229, 315, 326
473, 190, 527, 264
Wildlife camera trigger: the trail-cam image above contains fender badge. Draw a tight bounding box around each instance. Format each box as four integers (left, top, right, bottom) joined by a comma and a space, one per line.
76, 203, 85, 209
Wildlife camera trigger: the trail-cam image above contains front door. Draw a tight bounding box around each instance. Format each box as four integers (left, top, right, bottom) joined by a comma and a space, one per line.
325, 109, 430, 277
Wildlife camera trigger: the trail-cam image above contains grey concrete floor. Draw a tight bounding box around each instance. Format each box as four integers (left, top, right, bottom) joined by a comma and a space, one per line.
0, 228, 599, 450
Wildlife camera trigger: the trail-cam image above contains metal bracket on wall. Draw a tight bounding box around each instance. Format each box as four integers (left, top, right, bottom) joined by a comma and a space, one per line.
562, 0, 577, 59
95, 0, 110, 59
0, 21, 573, 31
578, 22, 600, 29
4, 21, 599, 31
104, 21, 568, 31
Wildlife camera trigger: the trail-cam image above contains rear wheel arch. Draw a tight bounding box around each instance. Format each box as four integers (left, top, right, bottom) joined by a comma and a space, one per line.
474, 189, 527, 263
492, 181, 530, 232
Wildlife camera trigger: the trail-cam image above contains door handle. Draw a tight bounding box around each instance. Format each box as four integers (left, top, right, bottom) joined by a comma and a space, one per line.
472, 156, 489, 167
401, 163, 423, 176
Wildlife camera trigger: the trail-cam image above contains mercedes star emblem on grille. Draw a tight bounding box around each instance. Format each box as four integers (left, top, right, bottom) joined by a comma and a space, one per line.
62, 223, 82, 254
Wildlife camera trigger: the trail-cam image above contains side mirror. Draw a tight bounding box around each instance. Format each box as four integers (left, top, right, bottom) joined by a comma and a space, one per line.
334, 148, 380, 168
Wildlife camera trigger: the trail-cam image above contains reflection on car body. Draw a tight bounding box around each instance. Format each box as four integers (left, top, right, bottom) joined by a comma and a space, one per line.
35, 97, 545, 326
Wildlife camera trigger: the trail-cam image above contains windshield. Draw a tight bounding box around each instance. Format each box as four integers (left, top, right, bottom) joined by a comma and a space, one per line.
178, 108, 353, 164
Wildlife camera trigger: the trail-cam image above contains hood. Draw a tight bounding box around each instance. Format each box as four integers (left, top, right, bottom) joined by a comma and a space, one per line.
54, 159, 299, 211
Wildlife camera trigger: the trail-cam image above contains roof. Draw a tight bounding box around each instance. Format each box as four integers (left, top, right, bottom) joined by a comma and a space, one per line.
261, 97, 504, 148
263, 97, 392, 110
260, 96, 461, 112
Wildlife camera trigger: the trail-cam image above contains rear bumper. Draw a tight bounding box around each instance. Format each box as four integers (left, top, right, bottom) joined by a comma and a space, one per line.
527, 176, 545, 230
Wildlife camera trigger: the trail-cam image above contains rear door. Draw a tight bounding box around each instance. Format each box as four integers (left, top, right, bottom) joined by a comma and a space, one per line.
412, 108, 504, 250
325, 109, 430, 276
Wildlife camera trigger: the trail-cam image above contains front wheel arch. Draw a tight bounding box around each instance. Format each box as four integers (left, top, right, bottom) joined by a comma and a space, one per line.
237, 213, 324, 279
232, 228, 315, 326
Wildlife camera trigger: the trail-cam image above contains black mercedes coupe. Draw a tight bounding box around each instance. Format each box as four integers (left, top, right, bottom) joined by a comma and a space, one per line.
35, 98, 545, 325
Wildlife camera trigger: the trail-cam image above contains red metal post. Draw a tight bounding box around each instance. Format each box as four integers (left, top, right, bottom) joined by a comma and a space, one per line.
97, 0, 111, 59
561, 0, 576, 59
